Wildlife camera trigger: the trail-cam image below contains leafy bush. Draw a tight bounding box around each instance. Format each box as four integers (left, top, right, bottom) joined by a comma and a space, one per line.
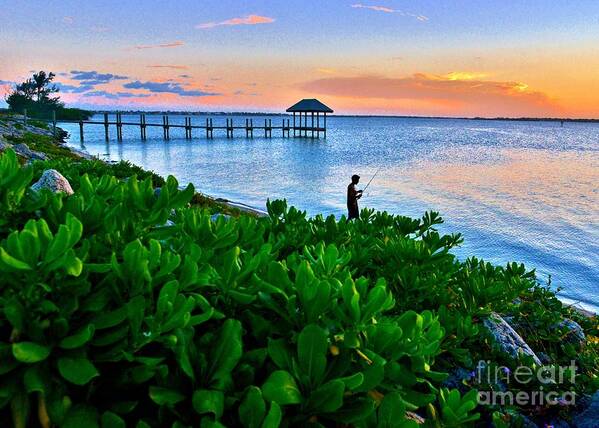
0, 148, 596, 427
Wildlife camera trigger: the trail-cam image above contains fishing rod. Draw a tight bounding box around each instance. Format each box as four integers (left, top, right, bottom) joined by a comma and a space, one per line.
361, 166, 382, 194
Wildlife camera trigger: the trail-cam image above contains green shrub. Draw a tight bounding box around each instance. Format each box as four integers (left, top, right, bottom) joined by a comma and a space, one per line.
0, 149, 596, 427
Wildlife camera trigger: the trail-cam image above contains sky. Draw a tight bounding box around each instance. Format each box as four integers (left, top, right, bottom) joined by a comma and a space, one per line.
1, 0, 599, 117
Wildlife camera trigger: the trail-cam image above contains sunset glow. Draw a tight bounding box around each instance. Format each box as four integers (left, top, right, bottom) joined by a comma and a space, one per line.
2, 0, 599, 118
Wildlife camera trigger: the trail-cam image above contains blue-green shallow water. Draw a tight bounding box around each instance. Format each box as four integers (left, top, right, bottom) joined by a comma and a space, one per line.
61, 114, 599, 313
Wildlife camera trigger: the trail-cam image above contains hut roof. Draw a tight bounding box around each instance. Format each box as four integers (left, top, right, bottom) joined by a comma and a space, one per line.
286, 99, 333, 113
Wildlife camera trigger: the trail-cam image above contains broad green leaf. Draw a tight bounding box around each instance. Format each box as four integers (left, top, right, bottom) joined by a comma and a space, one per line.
267, 338, 292, 370
261, 402, 282, 428
92, 306, 128, 329
59, 325, 95, 349
338, 372, 364, 390
262, 370, 302, 405
58, 357, 99, 385
101, 411, 126, 428
4, 298, 25, 331
192, 389, 224, 419
0, 247, 32, 271
305, 380, 345, 413
149, 386, 185, 406
208, 319, 242, 387
297, 324, 328, 385
239, 386, 265, 428
378, 392, 407, 428
12, 342, 50, 363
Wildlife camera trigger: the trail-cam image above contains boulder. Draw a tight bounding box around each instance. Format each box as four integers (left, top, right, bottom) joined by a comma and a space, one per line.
555, 318, 586, 346
442, 367, 474, 394
13, 143, 48, 161
31, 169, 74, 195
573, 391, 599, 428
483, 312, 542, 365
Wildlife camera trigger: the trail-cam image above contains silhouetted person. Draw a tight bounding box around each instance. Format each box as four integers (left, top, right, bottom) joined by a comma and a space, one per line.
347, 174, 363, 220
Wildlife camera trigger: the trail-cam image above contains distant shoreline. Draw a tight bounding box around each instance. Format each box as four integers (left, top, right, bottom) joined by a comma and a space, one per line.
86, 110, 599, 123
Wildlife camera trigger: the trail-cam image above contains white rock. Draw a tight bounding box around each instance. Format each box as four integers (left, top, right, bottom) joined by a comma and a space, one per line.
483, 312, 542, 365
31, 169, 74, 195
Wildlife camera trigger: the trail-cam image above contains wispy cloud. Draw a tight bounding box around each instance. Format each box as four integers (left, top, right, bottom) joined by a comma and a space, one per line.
196, 14, 274, 29
82, 90, 152, 99
302, 72, 558, 116
351, 4, 394, 13
63, 16, 74, 24
234, 89, 259, 96
90, 25, 109, 32
123, 80, 219, 97
146, 65, 189, 70
133, 41, 185, 50
351, 4, 428, 21
70, 70, 128, 85
55, 83, 95, 93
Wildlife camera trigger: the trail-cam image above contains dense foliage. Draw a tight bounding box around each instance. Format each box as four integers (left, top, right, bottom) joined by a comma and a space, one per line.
5, 71, 92, 120
0, 146, 597, 428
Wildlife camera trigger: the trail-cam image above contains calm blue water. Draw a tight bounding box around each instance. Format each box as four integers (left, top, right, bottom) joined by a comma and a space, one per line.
61, 114, 599, 313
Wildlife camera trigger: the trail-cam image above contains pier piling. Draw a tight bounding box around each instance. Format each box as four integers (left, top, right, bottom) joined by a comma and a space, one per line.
103, 113, 109, 141
162, 115, 170, 140
116, 112, 123, 141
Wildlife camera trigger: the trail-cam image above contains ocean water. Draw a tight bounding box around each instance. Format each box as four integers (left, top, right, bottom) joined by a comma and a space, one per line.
61, 114, 599, 312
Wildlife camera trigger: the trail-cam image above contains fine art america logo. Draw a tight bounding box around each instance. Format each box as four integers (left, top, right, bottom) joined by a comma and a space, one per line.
474, 360, 577, 406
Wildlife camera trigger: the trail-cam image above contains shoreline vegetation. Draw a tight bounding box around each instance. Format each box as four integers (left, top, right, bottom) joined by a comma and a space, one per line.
0, 113, 598, 427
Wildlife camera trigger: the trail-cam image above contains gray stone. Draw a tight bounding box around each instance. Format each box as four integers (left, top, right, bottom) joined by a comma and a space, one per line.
556, 318, 586, 346
572, 391, 599, 428
31, 169, 74, 195
13, 143, 48, 161
483, 312, 542, 365
442, 367, 473, 393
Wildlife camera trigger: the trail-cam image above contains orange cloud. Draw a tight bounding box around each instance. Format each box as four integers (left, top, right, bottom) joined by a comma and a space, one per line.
196, 14, 275, 29
134, 41, 185, 50
301, 73, 561, 117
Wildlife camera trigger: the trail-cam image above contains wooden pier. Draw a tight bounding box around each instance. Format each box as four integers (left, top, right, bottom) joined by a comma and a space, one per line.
16, 98, 333, 142
62, 115, 295, 141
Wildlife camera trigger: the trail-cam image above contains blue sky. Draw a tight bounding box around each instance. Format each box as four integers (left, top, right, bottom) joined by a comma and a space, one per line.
1, 0, 599, 116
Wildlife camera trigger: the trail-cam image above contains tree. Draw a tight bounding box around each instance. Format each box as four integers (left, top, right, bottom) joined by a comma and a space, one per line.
6, 71, 67, 118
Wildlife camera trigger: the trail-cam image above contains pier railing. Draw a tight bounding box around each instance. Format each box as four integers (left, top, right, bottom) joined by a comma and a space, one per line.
10, 110, 328, 141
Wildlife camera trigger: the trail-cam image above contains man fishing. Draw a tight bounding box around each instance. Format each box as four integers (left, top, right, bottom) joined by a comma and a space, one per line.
347, 168, 381, 221
347, 174, 363, 220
